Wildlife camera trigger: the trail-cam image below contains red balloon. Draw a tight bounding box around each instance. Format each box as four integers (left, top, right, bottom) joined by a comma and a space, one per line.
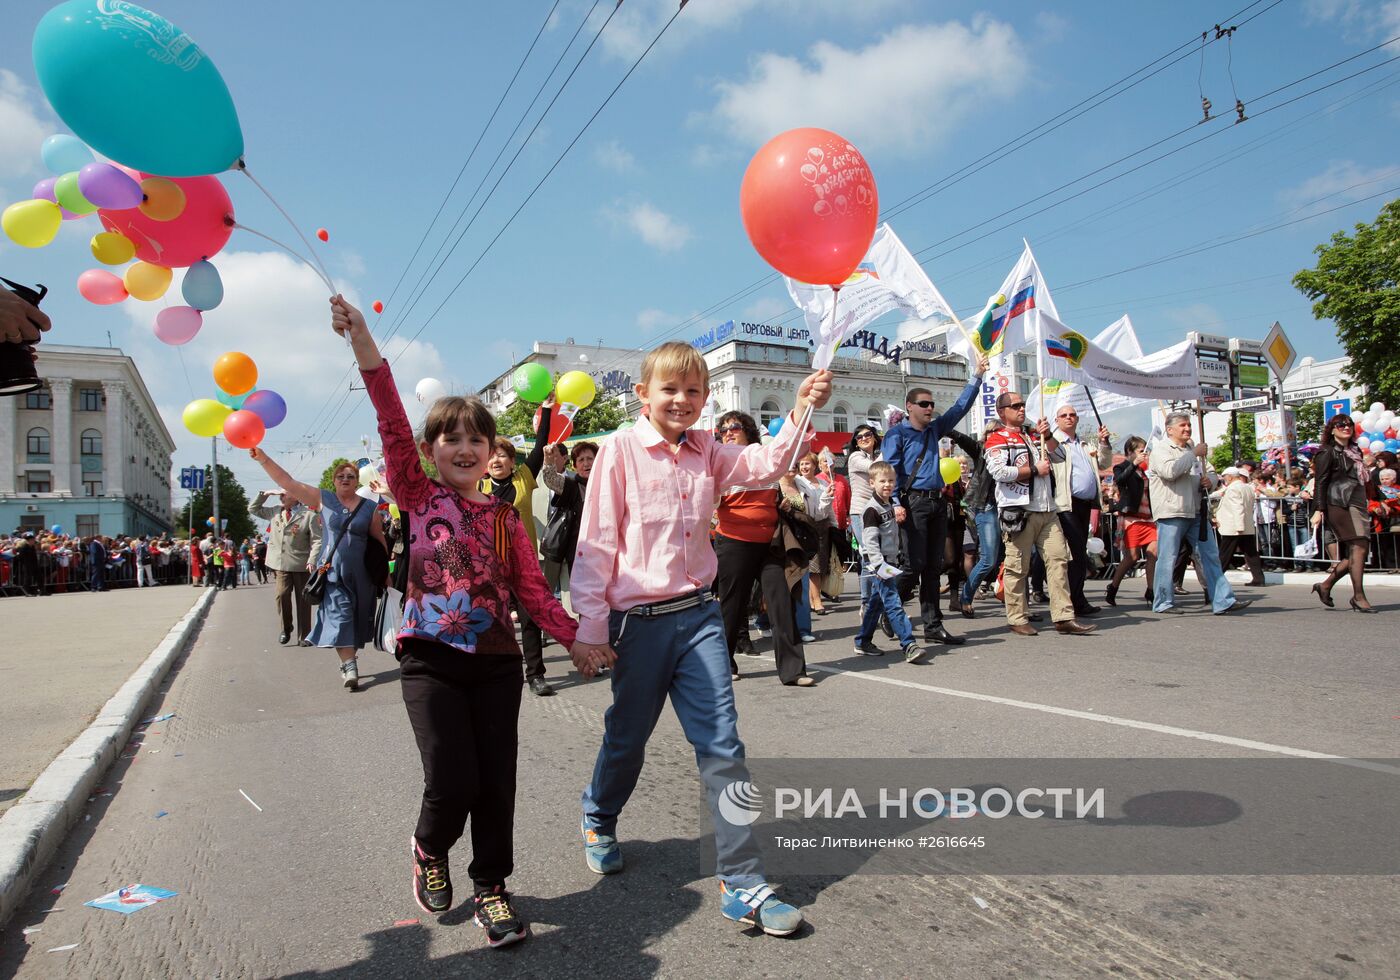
372, 300, 384, 314
533, 405, 574, 444
222, 409, 266, 449
739, 128, 878, 286
316, 228, 329, 242
98, 170, 233, 268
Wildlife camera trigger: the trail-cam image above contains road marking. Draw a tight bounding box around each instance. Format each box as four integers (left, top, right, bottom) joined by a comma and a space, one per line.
800, 662, 1400, 776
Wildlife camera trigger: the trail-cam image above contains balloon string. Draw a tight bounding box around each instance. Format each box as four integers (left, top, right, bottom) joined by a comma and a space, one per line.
237, 163, 337, 295
787, 286, 839, 472
232, 222, 336, 293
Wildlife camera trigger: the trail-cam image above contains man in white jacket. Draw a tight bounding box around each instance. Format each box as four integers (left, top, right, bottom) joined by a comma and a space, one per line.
1211, 467, 1266, 586
1148, 412, 1251, 616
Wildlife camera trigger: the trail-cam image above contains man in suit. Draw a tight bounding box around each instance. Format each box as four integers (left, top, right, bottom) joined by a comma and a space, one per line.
88, 535, 108, 592
249, 489, 323, 645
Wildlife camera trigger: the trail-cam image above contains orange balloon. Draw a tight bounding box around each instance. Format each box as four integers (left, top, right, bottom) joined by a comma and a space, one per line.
739, 128, 878, 286
213, 351, 258, 395
139, 177, 186, 221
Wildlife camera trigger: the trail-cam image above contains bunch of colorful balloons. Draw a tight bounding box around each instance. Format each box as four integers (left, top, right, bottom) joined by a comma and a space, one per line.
512, 364, 598, 443
1355, 401, 1400, 453
181, 352, 286, 449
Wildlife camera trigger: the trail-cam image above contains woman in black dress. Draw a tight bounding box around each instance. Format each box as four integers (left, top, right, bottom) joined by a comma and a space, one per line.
1310, 414, 1377, 612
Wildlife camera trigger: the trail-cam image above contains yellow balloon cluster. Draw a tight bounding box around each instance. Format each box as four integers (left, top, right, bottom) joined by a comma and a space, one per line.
2, 199, 62, 248
183, 398, 231, 438
124, 261, 172, 301
556, 370, 597, 410
90, 231, 136, 265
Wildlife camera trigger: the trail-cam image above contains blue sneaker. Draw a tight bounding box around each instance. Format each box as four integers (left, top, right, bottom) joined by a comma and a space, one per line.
719, 882, 803, 937
581, 819, 623, 875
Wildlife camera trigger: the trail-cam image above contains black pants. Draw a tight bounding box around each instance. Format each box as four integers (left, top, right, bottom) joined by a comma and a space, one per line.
513, 597, 545, 680
400, 639, 523, 889
898, 491, 947, 630
714, 534, 806, 684
1218, 534, 1264, 582
1058, 497, 1095, 612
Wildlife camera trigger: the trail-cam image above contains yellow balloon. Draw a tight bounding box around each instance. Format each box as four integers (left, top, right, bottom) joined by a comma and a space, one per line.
939, 456, 963, 485
91, 231, 136, 266
2, 199, 63, 248
556, 370, 597, 410
182, 399, 232, 438
124, 261, 173, 301
139, 177, 186, 221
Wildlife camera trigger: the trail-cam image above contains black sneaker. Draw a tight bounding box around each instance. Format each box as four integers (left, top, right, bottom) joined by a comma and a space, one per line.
878, 613, 894, 639
412, 836, 452, 915
735, 634, 758, 657
474, 885, 529, 948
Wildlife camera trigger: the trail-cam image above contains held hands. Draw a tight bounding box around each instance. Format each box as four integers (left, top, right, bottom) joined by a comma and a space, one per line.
795, 369, 834, 417
0, 287, 50, 346
1311, 511, 1323, 527
1193, 442, 1210, 458
1034, 418, 1051, 438
571, 640, 617, 679
545, 444, 569, 469
893, 504, 907, 524
1035, 459, 1052, 476
249, 447, 267, 464
974, 354, 990, 376
329, 295, 368, 342
1097, 425, 1111, 442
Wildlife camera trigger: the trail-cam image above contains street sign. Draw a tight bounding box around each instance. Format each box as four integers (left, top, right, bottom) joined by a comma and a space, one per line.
1283, 385, 1339, 405
1262, 321, 1297, 379
1199, 386, 1233, 408
1237, 364, 1271, 388
1218, 395, 1272, 412
179, 466, 205, 491
1324, 398, 1352, 422
1196, 359, 1231, 386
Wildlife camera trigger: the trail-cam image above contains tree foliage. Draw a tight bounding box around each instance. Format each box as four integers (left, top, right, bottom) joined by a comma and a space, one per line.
1210, 413, 1259, 473
1293, 199, 1400, 405
319, 458, 354, 490
495, 396, 629, 442
175, 464, 255, 541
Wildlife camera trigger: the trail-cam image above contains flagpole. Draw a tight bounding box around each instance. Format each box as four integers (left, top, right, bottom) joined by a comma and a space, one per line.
1084, 387, 1104, 430
788, 286, 840, 471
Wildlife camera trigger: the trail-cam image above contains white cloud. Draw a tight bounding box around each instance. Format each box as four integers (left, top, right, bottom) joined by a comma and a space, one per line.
636, 308, 677, 333
1305, 0, 1400, 39
594, 139, 637, 172
710, 19, 1027, 156
605, 200, 693, 251
1279, 160, 1400, 210
0, 70, 51, 185
117, 249, 448, 494
1035, 11, 1071, 43
742, 296, 789, 322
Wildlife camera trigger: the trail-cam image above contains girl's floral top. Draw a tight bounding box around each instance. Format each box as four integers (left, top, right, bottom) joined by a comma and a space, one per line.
363, 362, 578, 657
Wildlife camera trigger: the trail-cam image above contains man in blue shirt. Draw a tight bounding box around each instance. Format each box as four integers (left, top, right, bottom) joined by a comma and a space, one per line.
881, 354, 988, 648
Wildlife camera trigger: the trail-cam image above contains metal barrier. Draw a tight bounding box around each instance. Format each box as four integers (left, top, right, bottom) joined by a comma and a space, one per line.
1, 550, 193, 596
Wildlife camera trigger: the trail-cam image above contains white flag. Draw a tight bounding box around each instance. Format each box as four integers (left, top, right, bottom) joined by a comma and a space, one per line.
1043, 315, 1149, 418
1039, 312, 1200, 402
786, 224, 959, 370
995, 241, 1061, 359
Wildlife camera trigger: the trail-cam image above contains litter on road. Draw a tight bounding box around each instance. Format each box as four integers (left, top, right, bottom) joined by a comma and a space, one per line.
85, 884, 179, 914
973, 896, 990, 910
155, 810, 169, 819
238, 789, 264, 812
46, 944, 78, 953
22, 926, 41, 935
394, 919, 420, 927
142, 712, 176, 724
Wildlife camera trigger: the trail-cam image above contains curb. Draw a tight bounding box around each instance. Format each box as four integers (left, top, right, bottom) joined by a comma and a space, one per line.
0, 587, 217, 929
1183, 569, 1400, 589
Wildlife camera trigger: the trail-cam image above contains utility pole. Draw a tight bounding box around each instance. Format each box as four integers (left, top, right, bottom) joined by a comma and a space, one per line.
211, 437, 220, 541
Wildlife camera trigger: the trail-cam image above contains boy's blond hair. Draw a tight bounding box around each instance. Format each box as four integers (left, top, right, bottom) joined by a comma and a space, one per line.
639, 341, 709, 387
868, 460, 896, 482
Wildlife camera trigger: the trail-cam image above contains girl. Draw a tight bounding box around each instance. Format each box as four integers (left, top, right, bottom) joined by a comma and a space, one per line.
329, 294, 577, 948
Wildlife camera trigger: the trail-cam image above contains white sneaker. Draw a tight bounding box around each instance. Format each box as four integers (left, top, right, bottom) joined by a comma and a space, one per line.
340, 658, 359, 692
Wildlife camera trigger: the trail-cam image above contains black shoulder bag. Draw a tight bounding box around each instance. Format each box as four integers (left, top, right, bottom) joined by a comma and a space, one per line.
305, 499, 366, 606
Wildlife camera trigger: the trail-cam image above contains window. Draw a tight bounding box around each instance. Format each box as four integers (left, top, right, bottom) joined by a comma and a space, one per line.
26, 473, 51, 493
867, 403, 885, 426
76, 515, 100, 538
907, 359, 964, 380
79, 388, 102, 411
831, 403, 850, 433
25, 387, 51, 410
83, 478, 103, 497
1015, 353, 1034, 375
81, 429, 103, 455
759, 399, 782, 429
26, 427, 51, 463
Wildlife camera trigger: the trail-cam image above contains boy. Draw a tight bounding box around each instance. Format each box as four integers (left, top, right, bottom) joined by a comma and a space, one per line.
569, 341, 831, 938
853, 461, 922, 661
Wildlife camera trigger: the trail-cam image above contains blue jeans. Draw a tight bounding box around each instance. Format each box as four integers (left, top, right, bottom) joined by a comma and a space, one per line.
856, 575, 914, 647
849, 512, 875, 612
1154, 517, 1236, 613
755, 573, 810, 636
961, 506, 1003, 605
581, 596, 764, 888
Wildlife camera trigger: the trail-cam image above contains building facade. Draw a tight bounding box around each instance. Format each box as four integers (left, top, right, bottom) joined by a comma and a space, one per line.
0, 345, 176, 538
478, 339, 646, 415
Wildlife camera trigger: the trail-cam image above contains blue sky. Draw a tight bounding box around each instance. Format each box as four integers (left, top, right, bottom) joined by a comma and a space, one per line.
3, 0, 1398, 504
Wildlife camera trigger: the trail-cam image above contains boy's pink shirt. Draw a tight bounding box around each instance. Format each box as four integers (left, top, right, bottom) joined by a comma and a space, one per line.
570, 412, 813, 645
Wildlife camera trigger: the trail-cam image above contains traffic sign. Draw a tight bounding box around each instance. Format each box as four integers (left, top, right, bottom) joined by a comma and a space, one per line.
1236, 364, 1271, 388
1218, 395, 1272, 412
1324, 398, 1352, 422
1262, 321, 1297, 379
179, 466, 205, 491
1283, 385, 1339, 405
1199, 386, 1233, 408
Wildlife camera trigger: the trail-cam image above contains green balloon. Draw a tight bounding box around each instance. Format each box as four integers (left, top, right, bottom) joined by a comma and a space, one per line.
513, 363, 553, 402
54, 171, 97, 215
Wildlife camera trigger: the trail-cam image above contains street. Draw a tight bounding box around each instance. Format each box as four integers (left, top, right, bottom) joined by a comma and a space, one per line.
2, 580, 1398, 978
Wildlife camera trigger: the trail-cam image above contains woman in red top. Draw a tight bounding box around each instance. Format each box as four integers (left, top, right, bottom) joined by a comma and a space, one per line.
1106, 436, 1157, 606
713, 411, 813, 687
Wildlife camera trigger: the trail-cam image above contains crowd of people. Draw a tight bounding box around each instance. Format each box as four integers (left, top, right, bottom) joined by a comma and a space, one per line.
1, 530, 195, 595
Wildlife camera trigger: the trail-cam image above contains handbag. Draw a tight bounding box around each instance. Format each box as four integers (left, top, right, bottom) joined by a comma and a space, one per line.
372, 533, 411, 653
1294, 528, 1320, 559
305, 498, 366, 606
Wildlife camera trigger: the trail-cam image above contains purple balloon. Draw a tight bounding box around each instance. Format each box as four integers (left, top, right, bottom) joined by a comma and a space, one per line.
152, 306, 203, 346
32, 176, 80, 220
243, 389, 287, 428
77, 162, 143, 210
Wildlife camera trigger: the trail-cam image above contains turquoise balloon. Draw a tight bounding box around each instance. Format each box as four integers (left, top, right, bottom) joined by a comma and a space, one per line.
216, 386, 254, 410
182, 259, 223, 310
33, 0, 244, 177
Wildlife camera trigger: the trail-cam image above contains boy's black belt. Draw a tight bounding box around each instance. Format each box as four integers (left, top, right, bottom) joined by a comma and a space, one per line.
904, 487, 943, 498
627, 589, 714, 618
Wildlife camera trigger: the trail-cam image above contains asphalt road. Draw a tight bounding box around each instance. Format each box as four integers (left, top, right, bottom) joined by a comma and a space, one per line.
2, 579, 1397, 978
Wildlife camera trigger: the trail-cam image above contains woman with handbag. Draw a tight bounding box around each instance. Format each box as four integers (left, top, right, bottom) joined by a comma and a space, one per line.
540, 440, 597, 579
795, 452, 835, 616
251, 454, 388, 688
1310, 414, 1377, 612
712, 412, 813, 686
1105, 436, 1157, 605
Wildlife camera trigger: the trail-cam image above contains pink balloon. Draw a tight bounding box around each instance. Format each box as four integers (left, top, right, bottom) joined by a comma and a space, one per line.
77, 269, 128, 305
153, 305, 203, 346
222, 409, 266, 449
97, 169, 233, 268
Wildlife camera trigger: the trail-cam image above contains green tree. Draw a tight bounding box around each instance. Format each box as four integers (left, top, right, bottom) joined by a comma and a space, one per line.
1210, 413, 1260, 473
176, 464, 255, 541
1293, 198, 1400, 405
1293, 401, 1324, 444
319, 458, 354, 490
495, 396, 629, 442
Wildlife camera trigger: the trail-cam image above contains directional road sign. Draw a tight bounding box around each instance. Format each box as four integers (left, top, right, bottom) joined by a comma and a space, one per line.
179, 466, 205, 491
1218, 395, 1272, 412
1283, 385, 1339, 405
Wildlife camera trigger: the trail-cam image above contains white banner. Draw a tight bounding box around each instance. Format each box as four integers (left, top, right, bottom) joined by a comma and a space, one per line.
1040, 313, 1200, 402
1043, 315, 1148, 418
787, 224, 960, 370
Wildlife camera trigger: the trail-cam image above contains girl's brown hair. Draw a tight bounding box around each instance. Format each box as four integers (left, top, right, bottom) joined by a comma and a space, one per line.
421, 395, 497, 446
